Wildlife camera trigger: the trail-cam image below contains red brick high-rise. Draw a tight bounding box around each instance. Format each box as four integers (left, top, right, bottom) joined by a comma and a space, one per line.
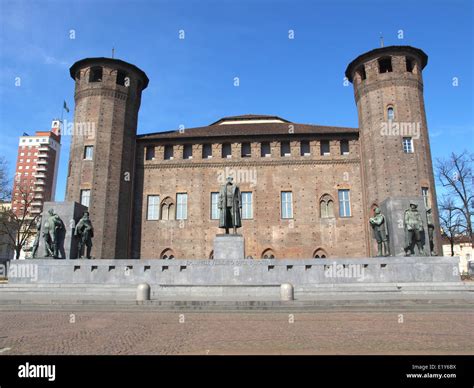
12, 121, 61, 218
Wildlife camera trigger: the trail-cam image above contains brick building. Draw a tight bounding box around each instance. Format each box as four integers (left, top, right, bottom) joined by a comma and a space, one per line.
66, 45, 441, 260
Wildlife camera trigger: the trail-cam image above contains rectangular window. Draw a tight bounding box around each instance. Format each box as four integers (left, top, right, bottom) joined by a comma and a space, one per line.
320, 140, 330, 156
222, 143, 232, 158
261, 142, 271, 157
300, 140, 310, 156
202, 144, 212, 159
210, 192, 220, 220
164, 145, 174, 160
340, 140, 349, 155
241, 142, 251, 158
80, 189, 90, 207
403, 137, 414, 153
183, 144, 193, 159
147, 195, 160, 220
338, 189, 351, 217
422, 187, 429, 208
176, 193, 188, 220
280, 141, 291, 157
241, 192, 253, 219
281, 191, 293, 219
145, 146, 155, 161
84, 146, 94, 160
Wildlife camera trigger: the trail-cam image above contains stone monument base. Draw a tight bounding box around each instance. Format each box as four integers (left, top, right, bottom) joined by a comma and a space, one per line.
213, 234, 245, 260
7, 256, 461, 285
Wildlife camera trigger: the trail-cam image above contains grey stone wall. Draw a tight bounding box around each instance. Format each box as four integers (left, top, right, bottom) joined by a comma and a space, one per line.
7, 257, 461, 285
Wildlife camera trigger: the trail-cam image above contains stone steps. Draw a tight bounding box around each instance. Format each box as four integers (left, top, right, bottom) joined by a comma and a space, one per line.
1, 282, 473, 305
0, 298, 473, 312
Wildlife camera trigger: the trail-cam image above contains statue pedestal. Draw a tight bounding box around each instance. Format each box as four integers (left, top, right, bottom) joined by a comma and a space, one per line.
380, 197, 429, 257
37, 201, 88, 260
213, 234, 245, 260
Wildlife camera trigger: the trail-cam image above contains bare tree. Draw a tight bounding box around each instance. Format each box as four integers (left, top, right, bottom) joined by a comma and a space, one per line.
436, 151, 473, 245
438, 195, 463, 256
0, 156, 11, 202
0, 179, 39, 260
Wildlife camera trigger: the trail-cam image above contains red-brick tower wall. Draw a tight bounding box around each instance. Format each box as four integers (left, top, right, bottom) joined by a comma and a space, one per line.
66, 58, 149, 259
346, 46, 441, 256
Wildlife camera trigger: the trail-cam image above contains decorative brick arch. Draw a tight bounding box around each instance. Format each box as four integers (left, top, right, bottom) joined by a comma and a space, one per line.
160, 248, 175, 260
261, 248, 276, 259
319, 193, 335, 218
160, 196, 174, 220
313, 248, 327, 259
370, 203, 379, 216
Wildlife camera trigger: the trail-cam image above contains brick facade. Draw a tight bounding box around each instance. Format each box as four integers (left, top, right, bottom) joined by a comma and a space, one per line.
132, 132, 366, 259
66, 45, 441, 260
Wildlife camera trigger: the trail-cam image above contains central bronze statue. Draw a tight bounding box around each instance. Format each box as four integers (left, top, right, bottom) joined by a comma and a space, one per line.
218, 176, 242, 234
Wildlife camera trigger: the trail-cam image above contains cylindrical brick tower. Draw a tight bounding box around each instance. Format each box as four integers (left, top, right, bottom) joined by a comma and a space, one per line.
67, 58, 149, 259
345, 46, 441, 256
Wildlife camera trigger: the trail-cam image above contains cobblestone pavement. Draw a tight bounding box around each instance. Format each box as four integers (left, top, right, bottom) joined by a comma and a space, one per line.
0, 310, 472, 355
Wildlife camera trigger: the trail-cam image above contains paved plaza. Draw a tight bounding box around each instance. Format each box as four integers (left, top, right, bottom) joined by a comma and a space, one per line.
0, 307, 472, 355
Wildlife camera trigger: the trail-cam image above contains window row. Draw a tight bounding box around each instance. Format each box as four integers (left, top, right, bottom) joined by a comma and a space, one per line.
355, 55, 417, 81
161, 247, 329, 260
146, 190, 352, 221
78, 67, 130, 87
145, 140, 351, 161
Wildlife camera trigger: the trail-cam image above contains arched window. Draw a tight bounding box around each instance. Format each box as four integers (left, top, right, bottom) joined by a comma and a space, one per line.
160, 197, 174, 220
313, 248, 327, 259
371, 203, 379, 216
406, 57, 415, 73
261, 248, 276, 259
378, 57, 392, 73
160, 248, 175, 260
387, 106, 395, 121
355, 65, 366, 81
320, 194, 335, 218
209, 250, 214, 260
89, 66, 103, 82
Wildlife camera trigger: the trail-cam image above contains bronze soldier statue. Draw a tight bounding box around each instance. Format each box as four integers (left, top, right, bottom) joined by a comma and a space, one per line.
404, 203, 425, 256
218, 176, 242, 234
426, 208, 436, 256
43, 209, 65, 259
31, 215, 42, 258
369, 207, 390, 257
75, 211, 94, 259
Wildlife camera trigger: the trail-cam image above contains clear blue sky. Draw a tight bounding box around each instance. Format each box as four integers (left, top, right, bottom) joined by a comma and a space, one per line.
0, 0, 472, 201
